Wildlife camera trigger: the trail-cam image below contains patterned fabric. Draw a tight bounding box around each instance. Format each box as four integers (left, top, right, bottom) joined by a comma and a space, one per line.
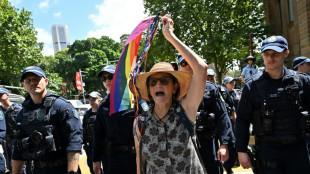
141, 103, 204, 174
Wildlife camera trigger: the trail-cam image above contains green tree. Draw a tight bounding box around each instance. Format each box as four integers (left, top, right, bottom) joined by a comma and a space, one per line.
143, 0, 268, 82
54, 36, 122, 98
0, 0, 44, 86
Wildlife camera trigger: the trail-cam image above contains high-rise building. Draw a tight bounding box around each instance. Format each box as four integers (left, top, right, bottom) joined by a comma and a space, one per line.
51, 25, 70, 54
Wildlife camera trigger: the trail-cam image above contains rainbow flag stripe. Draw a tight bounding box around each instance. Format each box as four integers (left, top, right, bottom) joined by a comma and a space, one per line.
110, 17, 155, 114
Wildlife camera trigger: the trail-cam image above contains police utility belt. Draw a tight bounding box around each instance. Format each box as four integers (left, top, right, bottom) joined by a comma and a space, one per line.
105, 141, 135, 155
34, 158, 66, 168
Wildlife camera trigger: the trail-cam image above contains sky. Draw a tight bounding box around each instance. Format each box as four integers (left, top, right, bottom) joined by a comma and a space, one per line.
9, 0, 146, 56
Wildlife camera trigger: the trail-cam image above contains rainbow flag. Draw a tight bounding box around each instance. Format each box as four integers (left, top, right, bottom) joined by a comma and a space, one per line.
110, 17, 155, 114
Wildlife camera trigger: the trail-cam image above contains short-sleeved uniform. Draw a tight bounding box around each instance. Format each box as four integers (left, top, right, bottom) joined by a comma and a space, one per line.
0, 106, 7, 173
93, 94, 136, 174
1, 102, 22, 173
236, 68, 310, 174
82, 108, 97, 174
196, 82, 231, 174
241, 64, 258, 82
12, 93, 83, 174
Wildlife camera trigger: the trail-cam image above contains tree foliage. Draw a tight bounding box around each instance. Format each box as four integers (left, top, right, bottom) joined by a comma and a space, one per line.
0, 0, 44, 86
143, 0, 268, 82
54, 36, 122, 98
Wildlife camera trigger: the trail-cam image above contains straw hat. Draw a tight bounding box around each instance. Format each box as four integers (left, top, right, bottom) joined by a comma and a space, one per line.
134, 62, 192, 101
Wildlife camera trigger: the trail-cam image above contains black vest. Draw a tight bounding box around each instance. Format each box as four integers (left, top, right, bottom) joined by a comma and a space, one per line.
84, 110, 96, 144
252, 72, 304, 146
16, 95, 60, 160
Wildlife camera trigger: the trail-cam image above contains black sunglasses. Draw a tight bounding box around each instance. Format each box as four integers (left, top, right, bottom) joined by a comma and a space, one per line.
102, 74, 113, 82
180, 61, 188, 67
148, 76, 171, 87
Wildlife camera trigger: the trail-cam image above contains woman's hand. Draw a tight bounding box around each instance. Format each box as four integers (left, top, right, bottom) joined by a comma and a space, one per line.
162, 14, 175, 41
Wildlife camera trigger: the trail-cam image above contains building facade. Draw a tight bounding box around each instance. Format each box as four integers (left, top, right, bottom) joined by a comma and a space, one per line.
51, 25, 70, 54
264, 0, 310, 67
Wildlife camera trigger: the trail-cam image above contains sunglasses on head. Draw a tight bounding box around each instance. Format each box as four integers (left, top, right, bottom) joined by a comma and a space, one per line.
180, 61, 188, 67
102, 74, 113, 82
148, 76, 171, 87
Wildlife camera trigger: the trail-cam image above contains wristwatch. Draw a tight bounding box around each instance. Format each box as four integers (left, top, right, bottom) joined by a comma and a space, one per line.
67, 171, 78, 174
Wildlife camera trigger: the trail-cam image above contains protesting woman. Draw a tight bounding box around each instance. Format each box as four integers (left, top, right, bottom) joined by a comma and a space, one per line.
133, 15, 208, 174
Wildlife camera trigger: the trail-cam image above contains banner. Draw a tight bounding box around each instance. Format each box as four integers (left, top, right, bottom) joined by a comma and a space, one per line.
75, 72, 83, 91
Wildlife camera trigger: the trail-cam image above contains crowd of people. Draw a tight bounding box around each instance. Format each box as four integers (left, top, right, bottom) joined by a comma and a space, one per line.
0, 15, 310, 174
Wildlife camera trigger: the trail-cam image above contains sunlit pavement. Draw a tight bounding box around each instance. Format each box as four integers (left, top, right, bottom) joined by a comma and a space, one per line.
79, 136, 256, 174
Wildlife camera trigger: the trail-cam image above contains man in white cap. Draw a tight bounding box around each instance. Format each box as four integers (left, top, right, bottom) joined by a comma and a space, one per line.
83, 91, 102, 174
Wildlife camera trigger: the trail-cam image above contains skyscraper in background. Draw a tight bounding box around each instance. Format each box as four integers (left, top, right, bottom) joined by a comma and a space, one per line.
51, 25, 70, 54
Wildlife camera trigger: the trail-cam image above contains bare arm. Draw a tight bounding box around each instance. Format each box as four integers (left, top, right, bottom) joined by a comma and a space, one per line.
67, 151, 80, 172
238, 152, 253, 169
93, 162, 102, 174
12, 160, 25, 174
133, 119, 145, 174
162, 15, 208, 122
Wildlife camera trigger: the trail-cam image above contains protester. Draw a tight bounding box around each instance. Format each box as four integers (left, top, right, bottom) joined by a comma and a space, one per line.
241, 55, 258, 83
178, 55, 231, 174
93, 65, 136, 174
133, 15, 208, 173
12, 66, 82, 174
292, 56, 310, 74
83, 91, 102, 174
236, 35, 310, 173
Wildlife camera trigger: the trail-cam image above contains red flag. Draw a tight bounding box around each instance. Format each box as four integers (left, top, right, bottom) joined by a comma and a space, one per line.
61, 85, 66, 94
76, 72, 83, 91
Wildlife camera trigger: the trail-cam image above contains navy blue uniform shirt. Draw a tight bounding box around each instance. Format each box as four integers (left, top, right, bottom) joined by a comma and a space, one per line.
2, 102, 22, 140
12, 93, 83, 161
93, 94, 136, 161
202, 82, 231, 145
236, 68, 310, 152
0, 107, 6, 143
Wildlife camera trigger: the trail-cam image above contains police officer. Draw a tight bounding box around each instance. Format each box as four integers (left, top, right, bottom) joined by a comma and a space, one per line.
178, 55, 231, 174
292, 57, 310, 158
206, 69, 237, 174
236, 36, 310, 173
12, 66, 83, 174
93, 65, 136, 174
0, 88, 24, 173
0, 89, 8, 174
222, 77, 240, 174
222, 76, 240, 130
82, 91, 102, 174
241, 55, 258, 84
292, 56, 310, 74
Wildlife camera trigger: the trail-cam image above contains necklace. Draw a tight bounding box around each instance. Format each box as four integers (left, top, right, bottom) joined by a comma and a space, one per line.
153, 111, 168, 123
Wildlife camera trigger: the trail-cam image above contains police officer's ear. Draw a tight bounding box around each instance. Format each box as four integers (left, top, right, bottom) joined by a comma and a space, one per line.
44, 78, 49, 85
284, 49, 290, 58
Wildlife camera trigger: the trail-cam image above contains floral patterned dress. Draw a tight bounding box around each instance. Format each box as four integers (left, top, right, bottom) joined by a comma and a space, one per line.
140, 103, 205, 174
